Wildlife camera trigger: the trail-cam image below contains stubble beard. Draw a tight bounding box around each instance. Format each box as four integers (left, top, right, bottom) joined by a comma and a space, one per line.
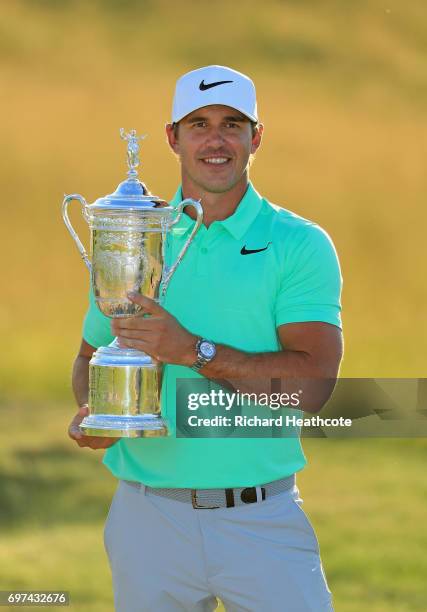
181, 159, 249, 196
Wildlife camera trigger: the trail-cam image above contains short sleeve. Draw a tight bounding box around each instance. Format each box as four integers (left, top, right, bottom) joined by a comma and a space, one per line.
275, 223, 342, 329
82, 286, 115, 348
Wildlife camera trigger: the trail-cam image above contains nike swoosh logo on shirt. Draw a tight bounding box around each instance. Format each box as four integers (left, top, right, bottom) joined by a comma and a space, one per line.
240, 243, 272, 255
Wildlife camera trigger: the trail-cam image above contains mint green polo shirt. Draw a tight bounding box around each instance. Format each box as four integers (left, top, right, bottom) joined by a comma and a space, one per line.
82, 183, 342, 488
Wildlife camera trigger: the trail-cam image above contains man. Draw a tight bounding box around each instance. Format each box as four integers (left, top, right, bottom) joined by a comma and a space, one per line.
69, 65, 343, 611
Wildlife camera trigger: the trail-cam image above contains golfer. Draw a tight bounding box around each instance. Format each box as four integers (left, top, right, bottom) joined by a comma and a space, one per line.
69, 65, 343, 611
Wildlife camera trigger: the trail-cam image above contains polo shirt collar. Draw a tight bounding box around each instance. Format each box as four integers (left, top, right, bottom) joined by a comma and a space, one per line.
169, 182, 263, 240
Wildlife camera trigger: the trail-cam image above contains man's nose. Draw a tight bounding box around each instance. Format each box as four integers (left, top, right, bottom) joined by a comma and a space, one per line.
205, 127, 226, 146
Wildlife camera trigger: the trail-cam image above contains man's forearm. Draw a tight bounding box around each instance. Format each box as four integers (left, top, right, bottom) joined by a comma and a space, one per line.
112, 294, 343, 413
72, 355, 90, 408
197, 344, 314, 379
187, 344, 338, 414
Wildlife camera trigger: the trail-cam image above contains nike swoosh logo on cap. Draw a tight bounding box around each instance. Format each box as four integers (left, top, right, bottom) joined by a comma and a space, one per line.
199, 79, 233, 91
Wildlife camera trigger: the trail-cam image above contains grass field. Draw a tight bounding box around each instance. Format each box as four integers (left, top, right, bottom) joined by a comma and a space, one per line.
1, 403, 427, 611
1, 0, 426, 610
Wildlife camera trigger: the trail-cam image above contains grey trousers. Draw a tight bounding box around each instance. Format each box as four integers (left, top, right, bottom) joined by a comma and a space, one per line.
104, 480, 334, 612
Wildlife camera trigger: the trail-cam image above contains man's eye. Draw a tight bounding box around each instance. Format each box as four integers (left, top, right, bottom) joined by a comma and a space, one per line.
193, 122, 207, 128
225, 122, 239, 129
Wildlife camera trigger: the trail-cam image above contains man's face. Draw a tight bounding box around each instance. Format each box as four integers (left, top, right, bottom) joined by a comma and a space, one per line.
166, 105, 263, 194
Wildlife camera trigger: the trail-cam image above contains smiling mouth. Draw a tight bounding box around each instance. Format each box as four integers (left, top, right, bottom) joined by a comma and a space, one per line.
200, 157, 231, 165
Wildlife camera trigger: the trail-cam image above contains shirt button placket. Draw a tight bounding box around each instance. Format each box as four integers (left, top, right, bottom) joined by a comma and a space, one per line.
196, 242, 209, 276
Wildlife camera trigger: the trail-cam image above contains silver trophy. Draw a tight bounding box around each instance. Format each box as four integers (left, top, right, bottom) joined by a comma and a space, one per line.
62, 129, 203, 437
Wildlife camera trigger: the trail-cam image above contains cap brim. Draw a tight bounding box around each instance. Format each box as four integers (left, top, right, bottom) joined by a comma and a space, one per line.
173, 103, 258, 124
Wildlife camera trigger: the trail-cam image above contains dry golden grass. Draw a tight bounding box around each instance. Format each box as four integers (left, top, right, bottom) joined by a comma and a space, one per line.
1, 3, 427, 611
2, 80, 426, 397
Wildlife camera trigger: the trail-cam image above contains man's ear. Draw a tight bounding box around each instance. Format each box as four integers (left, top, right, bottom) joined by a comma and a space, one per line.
251, 123, 264, 154
166, 123, 180, 154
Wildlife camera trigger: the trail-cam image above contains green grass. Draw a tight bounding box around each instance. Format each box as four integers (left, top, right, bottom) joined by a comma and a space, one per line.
1, 403, 426, 611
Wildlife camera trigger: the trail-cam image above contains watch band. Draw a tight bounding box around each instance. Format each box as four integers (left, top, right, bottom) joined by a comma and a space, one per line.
191, 355, 209, 371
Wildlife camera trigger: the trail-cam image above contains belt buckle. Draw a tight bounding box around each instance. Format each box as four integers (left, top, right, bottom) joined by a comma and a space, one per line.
191, 489, 220, 510
240, 486, 266, 504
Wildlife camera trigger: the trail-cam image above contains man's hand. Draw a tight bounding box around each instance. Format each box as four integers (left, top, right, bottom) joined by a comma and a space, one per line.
68, 405, 119, 450
111, 292, 197, 366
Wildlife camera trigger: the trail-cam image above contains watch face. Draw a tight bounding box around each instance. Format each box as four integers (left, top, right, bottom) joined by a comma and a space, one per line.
200, 341, 216, 359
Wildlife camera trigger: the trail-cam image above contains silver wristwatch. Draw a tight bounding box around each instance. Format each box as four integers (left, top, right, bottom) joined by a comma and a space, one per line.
191, 338, 217, 371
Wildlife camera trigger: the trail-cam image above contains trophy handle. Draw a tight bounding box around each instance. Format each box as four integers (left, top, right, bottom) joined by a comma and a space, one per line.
161, 198, 203, 296
62, 193, 92, 272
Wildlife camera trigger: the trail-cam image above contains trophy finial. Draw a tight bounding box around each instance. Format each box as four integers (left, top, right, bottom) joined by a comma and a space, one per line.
120, 128, 147, 179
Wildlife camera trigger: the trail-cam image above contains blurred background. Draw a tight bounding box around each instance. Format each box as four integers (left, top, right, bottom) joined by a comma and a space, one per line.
0, 0, 426, 610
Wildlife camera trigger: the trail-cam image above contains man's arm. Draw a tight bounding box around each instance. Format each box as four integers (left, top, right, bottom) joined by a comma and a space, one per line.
113, 294, 343, 413
68, 339, 119, 449
72, 338, 94, 408
188, 322, 343, 413
192, 321, 342, 379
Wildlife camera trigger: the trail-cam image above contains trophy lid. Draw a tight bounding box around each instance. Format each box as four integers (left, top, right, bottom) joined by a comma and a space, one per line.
89, 129, 172, 213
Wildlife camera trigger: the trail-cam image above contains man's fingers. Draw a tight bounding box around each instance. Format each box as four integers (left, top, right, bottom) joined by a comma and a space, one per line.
76, 437, 118, 449
82, 437, 119, 450
69, 425, 83, 440
69, 406, 119, 449
112, 317, 162, 332
116, 328, 156, 340
73, 431, 119, 449
127, 292, 164, 315
68, 405, 89, 440
116, 337, 156, 355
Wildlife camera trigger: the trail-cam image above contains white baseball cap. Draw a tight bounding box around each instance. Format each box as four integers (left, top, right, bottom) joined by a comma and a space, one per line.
172, 65, 258, 124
